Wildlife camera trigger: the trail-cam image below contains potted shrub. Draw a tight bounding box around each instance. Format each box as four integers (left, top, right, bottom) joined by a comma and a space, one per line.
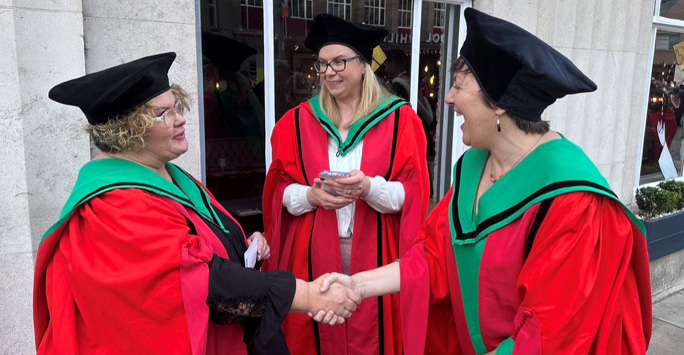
635, 180, 684, 260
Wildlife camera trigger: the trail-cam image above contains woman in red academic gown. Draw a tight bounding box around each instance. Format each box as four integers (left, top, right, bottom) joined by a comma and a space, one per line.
316, 9, 652, 355
262, 14, 429, 355
34, 52, 360, 355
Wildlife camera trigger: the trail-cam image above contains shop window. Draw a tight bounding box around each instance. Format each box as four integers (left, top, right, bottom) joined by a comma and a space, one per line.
639, 0, 684, 185
639, 28, 684, 184
328, 0, 352, 20
419, 1, 455, 199
398, 0, 412, 29
291, 0, 313, 19
201, 0, 266, 234
659, 0, 684, 21
241, 0, 264, 30
241, 0, 263, 7
434, 3, 445, 28
364, 0, 386, 26
208, 0, 218, 29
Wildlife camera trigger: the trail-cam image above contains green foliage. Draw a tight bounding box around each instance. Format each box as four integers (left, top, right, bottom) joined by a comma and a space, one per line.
658, 180, 684, 210
636, 180, 684, 220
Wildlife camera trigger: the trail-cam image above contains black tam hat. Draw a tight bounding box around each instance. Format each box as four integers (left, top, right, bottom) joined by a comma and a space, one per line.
202, 32, 257, 71
49, 52, 176, 125
305, 13, 388, 64
460, 8, 597, 121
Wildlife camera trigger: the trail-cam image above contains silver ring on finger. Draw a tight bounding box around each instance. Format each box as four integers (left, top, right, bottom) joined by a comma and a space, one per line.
347, 189, 352, 195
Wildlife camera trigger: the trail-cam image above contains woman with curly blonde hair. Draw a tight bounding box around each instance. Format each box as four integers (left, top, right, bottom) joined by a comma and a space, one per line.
263, 14, 429, 355
33, 52, 361, 355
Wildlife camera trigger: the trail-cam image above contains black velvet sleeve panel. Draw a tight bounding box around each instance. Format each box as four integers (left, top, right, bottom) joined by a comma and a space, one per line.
204, 208, 295, 354
207, 256, 295, 354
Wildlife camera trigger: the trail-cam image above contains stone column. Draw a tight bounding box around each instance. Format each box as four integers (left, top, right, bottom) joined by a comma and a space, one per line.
0, 0, 89, 352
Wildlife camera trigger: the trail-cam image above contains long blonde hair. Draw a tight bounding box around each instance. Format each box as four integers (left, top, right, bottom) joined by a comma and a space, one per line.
317, 63, 392, 128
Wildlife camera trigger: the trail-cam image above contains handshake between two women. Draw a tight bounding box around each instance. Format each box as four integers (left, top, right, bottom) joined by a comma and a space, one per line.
293, 262, 401, 326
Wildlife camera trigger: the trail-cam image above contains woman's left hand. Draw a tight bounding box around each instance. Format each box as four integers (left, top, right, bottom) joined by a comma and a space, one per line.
247, 232, 271, 261
323, 169, 371, 199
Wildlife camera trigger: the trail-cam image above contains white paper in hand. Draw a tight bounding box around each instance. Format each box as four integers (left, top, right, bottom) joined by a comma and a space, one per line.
244, 236, 259, 268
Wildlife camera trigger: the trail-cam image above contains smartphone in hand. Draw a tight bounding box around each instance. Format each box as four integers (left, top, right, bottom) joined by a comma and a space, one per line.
319, 170, 350, 196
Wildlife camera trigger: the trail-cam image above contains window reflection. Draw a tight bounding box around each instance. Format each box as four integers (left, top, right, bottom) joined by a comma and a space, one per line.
660, 0, 684, 21
201, 1, 266, 234
365, 0, 387, 26
328, 0, 352, 20
417, 1, 451, 198
640, 29, 684, 184
199, 0, 463, 219
398, 0, 412, 28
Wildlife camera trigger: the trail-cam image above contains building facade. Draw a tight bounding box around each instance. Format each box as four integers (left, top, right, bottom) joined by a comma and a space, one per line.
4, 0, 684, 352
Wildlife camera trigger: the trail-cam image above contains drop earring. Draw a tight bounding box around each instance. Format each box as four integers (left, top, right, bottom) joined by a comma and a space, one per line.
496, 114, 501, 132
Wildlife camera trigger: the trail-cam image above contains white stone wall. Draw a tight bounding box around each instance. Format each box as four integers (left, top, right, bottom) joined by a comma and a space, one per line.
474, 0, 656, 204
82, 0, 202, 177
1, 1, 200, 352
1, 0, 89, 353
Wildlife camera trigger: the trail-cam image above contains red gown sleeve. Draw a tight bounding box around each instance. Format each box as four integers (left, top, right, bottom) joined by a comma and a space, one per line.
261, 109, 303, 273
501, 192, 651, 355
40, 189, 193, 354
392, 105, 430, 255
401, 189, 462, 355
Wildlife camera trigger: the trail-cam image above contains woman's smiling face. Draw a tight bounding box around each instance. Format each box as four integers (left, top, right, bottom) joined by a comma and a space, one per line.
317, 44, 365, 101
445, 70, 500, 148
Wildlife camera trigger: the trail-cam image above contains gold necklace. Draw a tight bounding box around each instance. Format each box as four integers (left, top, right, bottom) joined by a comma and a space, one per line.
489, 133, 545, 184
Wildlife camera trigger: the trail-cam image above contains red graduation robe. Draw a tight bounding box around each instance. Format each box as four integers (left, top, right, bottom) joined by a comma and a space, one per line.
263, 98, 429, 355
34, 160, 293, 355
400, 137, 652, 354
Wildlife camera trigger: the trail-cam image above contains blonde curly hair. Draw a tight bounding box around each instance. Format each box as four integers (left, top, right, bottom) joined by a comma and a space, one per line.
87, 84, 190, 153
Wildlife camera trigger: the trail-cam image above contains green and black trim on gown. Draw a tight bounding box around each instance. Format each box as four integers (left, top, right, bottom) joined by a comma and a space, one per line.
307, 94, 408, 156
34, 158, 295, 355
399, 135, 652, 354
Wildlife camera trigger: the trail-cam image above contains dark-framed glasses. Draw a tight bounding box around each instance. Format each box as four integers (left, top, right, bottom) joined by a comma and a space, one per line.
313, 55, 361, 73
153, 101, 185, 126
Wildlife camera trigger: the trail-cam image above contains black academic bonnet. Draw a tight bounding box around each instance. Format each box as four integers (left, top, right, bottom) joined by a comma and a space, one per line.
304, 13, 389, 64
459, 8, 597, 122
202, 32, 257, 71
48, 52, 176, 125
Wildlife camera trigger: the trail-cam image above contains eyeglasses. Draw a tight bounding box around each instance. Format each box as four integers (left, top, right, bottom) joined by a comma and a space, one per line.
313, 55, 361, 73
153, 101, 185, 126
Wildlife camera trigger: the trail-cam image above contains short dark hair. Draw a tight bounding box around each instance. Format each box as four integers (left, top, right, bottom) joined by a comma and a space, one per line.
451, 57, 550, 134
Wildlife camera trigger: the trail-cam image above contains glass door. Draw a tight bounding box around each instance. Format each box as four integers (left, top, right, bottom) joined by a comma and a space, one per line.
420, 1, 466, 201
199, 0, 267, 234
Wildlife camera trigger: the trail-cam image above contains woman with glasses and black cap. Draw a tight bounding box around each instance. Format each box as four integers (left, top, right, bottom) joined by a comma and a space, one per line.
33, 52, 361, 355
318, 8, 652, 355
262, 13, 429, 355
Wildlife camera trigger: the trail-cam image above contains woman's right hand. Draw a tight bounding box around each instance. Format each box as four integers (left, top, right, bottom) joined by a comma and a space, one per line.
306, 178, 354, 210
308, 273, 360, 323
